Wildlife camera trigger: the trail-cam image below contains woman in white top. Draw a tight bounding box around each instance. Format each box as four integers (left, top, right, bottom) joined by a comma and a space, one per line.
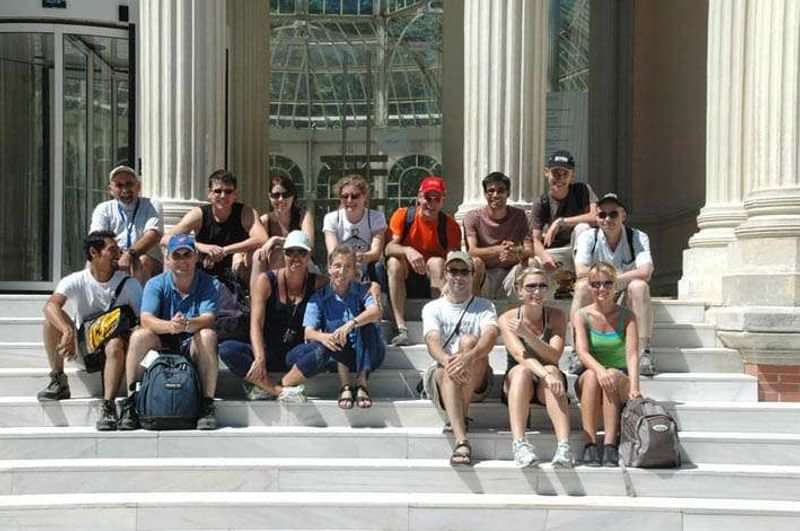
322, 174, 387, 287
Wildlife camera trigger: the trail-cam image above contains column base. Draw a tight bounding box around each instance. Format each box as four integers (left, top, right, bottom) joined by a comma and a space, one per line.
678, 245, 730, 303
156, 198, 207, 228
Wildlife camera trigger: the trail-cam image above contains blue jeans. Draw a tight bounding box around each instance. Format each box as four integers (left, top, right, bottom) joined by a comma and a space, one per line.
218, 339, 291, 378
286, 323, 385, 378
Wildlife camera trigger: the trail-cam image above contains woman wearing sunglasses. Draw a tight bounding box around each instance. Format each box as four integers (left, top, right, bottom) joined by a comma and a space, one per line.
498, 267, 573, 468
219, 230, 326, 400
323, 175, 387, 284
573, 261, 641, 467
258, 175, 315, 271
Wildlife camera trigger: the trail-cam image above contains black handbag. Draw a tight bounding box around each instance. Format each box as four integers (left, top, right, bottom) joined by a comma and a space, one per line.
77, 277, 138, 373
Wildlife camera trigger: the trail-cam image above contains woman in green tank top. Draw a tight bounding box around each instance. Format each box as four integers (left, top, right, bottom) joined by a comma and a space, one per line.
573, 262, 642, 467
498, 267, 573, 468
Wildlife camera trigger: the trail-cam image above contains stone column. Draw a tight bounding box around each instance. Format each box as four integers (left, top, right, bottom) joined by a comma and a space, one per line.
716, 0, 800, 398
139, 0, 227, 225
227, 0, 270, 213
678, 0, 748, 303
457, 0, 549, 217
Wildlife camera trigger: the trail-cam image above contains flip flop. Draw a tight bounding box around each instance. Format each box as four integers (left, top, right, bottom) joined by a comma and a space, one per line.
450, 440, 472, 466
355, 385, 373, 409
338, 384, 354, 410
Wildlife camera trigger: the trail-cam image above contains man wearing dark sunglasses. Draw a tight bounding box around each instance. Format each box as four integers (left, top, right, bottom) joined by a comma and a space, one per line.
573, 193, 656, 375
530, 151, 598, 276
421, 251, 499, 466
464, 172, 534, 298
90, 165, 164, 285
163, 170, 267, 282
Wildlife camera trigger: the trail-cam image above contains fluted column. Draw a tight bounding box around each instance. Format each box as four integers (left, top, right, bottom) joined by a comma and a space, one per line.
716, 0, 800, 368
678, 0, 748, 303
457, 0, 548, 217
139, 0, 226, 225
227, 0, 270, 213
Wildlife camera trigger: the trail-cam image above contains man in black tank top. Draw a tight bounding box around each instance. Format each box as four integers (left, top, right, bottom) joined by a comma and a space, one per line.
162, 170, 267, 281
530, 151, 598, 275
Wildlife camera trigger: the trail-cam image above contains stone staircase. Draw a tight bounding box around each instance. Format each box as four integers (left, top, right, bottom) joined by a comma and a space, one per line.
0, 294, 799, 530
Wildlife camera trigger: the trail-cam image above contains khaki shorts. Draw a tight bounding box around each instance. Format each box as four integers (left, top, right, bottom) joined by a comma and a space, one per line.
422, 362, 493, 421
480, 266, 519, 299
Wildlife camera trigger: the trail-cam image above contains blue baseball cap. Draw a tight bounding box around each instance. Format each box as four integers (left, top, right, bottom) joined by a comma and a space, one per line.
167, 234, 196, 256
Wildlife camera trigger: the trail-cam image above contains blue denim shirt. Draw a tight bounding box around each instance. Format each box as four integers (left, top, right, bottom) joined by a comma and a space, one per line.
303, 282, 375, 333
141, 270, 218, 320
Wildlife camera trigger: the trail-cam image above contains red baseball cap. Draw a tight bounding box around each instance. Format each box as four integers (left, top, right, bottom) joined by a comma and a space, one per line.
419, 176, 446, 195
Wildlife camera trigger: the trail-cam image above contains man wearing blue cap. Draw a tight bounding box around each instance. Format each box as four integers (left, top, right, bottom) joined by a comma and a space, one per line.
119, 233, 219, 430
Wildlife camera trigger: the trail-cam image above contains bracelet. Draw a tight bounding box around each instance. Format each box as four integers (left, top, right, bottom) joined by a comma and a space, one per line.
351, 318, 359, 328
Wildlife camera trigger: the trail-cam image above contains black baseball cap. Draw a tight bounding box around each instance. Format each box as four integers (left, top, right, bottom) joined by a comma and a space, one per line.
546, 150, 575, 169
598, 192, 626, 210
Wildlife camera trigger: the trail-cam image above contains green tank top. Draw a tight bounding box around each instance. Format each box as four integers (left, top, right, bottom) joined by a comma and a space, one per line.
580, 307, 628, 369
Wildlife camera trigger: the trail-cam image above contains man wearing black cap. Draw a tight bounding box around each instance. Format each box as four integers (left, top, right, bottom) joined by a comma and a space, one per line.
572, 193, 656, 375
530, 151, 598, 279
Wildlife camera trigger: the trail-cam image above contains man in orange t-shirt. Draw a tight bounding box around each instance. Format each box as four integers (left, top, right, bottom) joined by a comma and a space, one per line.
385, 176, 461, 346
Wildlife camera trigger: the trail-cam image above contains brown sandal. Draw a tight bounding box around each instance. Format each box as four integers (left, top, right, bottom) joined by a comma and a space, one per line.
450, 440, 472, 466
355, 385, 373, 409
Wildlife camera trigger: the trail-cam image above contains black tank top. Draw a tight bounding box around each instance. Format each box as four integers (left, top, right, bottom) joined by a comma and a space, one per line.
197, 203, 248, 276
505, 306, 553, 371
262, 270, 317, 370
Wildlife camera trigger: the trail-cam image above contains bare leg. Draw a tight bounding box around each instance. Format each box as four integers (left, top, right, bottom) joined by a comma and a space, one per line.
537, 366, 571, 442
427, 257, 445, 296
505, 365, 535, 441
125, 328, 162, 392
43, 320, 66, 373
627, 279, 653, 347
602, 370, 629, 445
386, 256, 409, 330
471, 257, 486, 295
138, 255, 162, 285
437, 367, 468, 442
570, 278, 593, 324
578, 370, 602, 445
102, 337, 127, 400
190, 328, 219, 398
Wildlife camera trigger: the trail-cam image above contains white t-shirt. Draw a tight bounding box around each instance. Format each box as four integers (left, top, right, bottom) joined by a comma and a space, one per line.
422, 296, 498, 355
322, 208, 387, 253
574, 226, 653, 272
90, 197, 163, 260
55, 269, 143, 327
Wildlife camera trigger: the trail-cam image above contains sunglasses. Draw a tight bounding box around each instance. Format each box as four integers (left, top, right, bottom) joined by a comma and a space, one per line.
447, 268, 472, 277
340, 193, 362, 200
270, 191, 293, 200
285, 248, 309, 258
598, 210, 620, 220
523, 282, 548, 293
212, 188, 236, 196
589, 280, 615, 289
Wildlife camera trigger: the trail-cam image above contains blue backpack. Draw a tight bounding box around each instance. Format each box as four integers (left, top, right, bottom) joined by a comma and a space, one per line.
136, 353, 202, 430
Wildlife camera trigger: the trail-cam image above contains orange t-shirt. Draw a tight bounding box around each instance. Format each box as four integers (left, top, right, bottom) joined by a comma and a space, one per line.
388, 207, 462, 261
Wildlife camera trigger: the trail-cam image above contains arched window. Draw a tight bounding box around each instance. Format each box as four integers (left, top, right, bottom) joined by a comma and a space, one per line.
269, 154, 305, 198
387, 154, 442, 211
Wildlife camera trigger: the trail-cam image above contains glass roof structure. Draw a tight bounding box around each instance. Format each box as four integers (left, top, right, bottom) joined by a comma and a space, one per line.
269, 0, 443, 129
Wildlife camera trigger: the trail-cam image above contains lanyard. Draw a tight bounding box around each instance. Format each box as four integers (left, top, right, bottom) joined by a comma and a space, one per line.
117, 199, 140, 249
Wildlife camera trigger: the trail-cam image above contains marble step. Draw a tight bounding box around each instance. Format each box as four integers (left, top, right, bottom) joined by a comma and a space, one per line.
0, 458, 798, 502
0, 425, 793, 466
0, 343, 744, 374
0, 491, 798, 531
0, 369, 757, 403
0, 294, 707, 323
0, 398, 797, 436
383, 321, 720, 348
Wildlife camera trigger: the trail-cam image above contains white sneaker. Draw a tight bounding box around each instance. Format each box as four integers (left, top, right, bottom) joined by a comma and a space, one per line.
512, 439, 538, 468
278, 385, 307, 403
639, 348, 656, 376
551, 441, 575, 468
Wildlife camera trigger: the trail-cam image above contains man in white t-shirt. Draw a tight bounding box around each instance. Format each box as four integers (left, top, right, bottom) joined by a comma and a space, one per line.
37, 231, 143, 432
572, 193, 656, 375
90, 165, 163, 284
421, 251, 499, 465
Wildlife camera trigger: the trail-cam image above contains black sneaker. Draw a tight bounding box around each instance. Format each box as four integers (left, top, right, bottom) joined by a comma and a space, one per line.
118, 396, 140, 431
37, 371, 71, 401
603, 444, 620, 467
582, 444, 602, 467
196, 397, 217, 430
96, 399, 118, 431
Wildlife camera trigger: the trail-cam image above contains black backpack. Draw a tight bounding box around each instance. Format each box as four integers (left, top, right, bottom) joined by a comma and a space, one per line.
400, 206, 449, 251
136, 353, 202, 430
619, 397, 682, 468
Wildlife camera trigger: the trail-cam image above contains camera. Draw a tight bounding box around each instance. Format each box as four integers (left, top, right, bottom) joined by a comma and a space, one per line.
282, 327, 298, 345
